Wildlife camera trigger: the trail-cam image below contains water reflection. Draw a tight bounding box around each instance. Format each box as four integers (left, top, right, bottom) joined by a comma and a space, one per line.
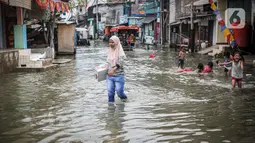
103, 103, 127, 142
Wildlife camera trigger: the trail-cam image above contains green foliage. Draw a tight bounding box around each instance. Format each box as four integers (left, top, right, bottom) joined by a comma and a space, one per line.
78, 0, 86, 6
69, 0, 87, 9
69, 0, 76, 9
41, 9, 51, 21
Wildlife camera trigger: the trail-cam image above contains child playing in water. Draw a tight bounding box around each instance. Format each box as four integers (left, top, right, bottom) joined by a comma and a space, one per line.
197, 62, 214, 73
178, 47, 185, 69
219, 52, 244, 89
216, 51, 232, 76
197, 63, 204, 73
203, 62, 214, 73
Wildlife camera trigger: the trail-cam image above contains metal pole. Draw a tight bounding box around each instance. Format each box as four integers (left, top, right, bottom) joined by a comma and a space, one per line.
160, 0, 163, 45
190, 1, 195, 52
96, 0, 99, 39
198, 22, 201, 43
0, 4, 3, 49
180, 22, 182, 45
85, 0, 87, 26
169, 0, 171, 47
129, 0, 131, 16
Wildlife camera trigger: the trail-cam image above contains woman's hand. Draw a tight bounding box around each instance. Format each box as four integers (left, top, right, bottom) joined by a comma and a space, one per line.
108, 70, 115, 76
108, 66, 118, 76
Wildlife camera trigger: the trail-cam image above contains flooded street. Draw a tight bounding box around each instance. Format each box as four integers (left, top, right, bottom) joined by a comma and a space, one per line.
1, 41, 255, 143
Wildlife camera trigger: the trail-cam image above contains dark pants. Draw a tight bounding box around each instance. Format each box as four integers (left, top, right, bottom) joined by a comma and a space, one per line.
79, 39, 90, 46
179, 59, 184, 68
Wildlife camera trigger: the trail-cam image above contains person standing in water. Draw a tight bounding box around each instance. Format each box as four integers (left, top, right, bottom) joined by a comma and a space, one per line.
178, 47, 185, 69
107, 36, 128, 102
219, 52, 244, 89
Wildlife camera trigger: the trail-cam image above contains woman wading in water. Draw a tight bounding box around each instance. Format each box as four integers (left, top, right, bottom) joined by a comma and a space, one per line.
107, 36, 128, 102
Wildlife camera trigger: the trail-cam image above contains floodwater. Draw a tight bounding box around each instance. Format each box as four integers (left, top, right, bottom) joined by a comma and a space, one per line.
0, 41, 255, 143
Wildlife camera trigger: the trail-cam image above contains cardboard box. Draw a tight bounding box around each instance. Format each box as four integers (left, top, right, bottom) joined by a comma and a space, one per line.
95, 64, 108, 82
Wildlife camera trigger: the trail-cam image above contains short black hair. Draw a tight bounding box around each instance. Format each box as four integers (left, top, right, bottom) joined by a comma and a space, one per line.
224, 51, 230, 58
208, 62, 214, 69
233, 51, 240, 56
197, 63, 204, 72
233, 51, 245, 62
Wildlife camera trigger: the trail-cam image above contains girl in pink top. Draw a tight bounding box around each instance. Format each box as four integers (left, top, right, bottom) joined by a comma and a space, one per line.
202, 62, 214, 73
197, 62, 213, 73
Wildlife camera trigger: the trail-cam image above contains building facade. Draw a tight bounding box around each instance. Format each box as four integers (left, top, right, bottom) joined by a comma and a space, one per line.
168, 0, 255, 52
129, 0, 159, 44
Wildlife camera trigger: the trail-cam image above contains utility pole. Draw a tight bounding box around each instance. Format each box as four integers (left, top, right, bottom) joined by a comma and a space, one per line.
168, 0, 171, 47
160, 0, 163, 45
96, 0, 99, 39
129, 0, 131, 17
85, 0, 87, 26
190, 1, 195, 52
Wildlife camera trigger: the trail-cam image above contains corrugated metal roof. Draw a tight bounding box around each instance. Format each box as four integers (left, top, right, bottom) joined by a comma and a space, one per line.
56, 21, 75, 25
143, 17, 156, 24
9, 0, 31, 10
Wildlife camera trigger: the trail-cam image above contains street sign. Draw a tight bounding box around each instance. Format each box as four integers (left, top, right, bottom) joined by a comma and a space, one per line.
225, 8, 245, 29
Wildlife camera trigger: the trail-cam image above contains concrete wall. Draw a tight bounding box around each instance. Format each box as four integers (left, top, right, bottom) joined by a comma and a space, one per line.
0, 50, 19, 75
94, 4, 124, 25
169, 0, 176, 24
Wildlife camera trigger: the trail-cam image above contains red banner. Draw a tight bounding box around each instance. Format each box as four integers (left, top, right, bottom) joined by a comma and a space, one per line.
61, 3, 65, 12
55, 2, 60, 12
36, 0, 69, 13
65, 4, 69, 13
49, 0, 55, 13
36, 0, 49, 9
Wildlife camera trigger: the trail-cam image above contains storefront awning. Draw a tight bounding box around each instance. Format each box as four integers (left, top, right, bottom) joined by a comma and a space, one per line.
2, 0, 31, 9
178, 13, 215, 21
143, 17, 157, 24
170, 21, 181, 26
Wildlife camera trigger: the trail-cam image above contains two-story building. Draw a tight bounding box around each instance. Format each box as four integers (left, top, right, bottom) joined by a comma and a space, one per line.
169, 0, 255, 53
169, 0, 216, 49
87, 0, 127, 39
129, 0, 159, 44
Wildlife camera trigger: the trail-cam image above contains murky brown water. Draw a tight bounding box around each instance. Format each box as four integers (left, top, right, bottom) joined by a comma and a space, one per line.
0, 41, 255, 143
